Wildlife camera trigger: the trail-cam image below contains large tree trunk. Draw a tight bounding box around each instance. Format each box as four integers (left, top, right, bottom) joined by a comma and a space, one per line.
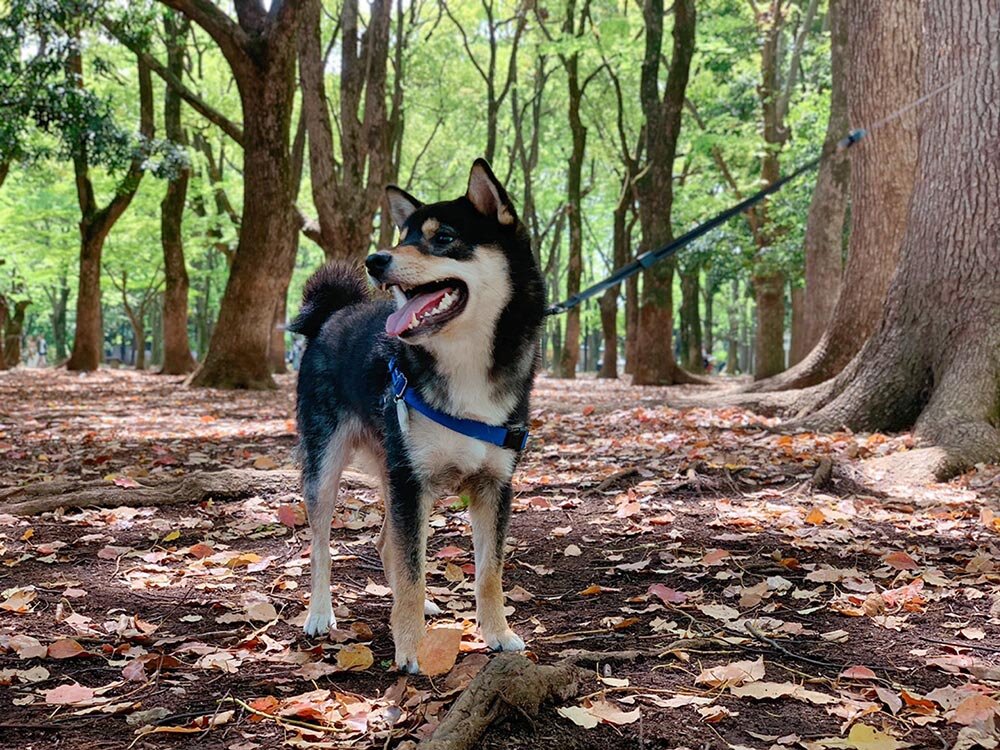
190, 93, 297, 389
751, 0, 920, 392
799, 0, 849, 353
159, 13, 197, 376
633, 0, 697, 386
794, 0, 999, 481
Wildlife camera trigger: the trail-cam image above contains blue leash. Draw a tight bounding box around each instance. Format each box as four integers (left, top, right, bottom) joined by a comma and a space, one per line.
544, 129, 867, 317
388, 358, 529, 452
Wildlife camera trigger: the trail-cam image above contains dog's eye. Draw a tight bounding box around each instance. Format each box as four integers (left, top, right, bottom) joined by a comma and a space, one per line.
435, 231, 456, 245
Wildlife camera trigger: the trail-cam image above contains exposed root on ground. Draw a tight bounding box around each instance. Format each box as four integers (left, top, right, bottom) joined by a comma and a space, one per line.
665, 386, 809, 417
0, 469, 376, 516
402, 650, 652, 750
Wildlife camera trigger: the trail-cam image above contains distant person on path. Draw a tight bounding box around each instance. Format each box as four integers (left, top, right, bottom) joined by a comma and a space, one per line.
25, 336, 38, 367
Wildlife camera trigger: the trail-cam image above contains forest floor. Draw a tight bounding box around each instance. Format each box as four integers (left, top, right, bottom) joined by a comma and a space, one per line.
2, 369, 1000, 750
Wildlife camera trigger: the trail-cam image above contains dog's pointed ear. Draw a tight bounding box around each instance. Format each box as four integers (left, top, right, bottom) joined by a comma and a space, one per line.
466, 159, 516, 225
385, 185, 423, 230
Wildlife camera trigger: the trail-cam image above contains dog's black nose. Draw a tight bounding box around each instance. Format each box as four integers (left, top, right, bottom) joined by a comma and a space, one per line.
365, 252, 392, 280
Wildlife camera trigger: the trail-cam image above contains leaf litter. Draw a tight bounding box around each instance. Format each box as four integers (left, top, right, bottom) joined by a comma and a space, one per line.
0, 370, 999, 748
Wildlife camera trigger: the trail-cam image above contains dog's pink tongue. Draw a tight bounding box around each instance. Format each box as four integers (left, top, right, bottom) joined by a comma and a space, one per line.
385, 289, 448, 337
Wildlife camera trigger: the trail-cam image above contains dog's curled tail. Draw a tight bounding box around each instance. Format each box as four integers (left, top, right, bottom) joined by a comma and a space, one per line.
288, 262, 369, 338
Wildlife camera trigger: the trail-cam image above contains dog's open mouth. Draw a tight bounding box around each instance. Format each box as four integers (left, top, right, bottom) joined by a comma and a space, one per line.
384, 279, 468, 337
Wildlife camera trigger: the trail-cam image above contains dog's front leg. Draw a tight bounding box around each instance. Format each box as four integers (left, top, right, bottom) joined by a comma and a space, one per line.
382, 476, 430, 673
469, 479, 524, 652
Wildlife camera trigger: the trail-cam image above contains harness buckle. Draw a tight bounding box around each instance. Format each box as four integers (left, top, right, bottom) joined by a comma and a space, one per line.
503, 427, 529, 452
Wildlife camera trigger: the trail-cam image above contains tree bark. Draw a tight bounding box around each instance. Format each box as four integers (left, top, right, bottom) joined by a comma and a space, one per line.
794, 0, 999, 481
752, 271, 785, 379
3, 300, 29, 368
624, 273, 638, 375
0, 296, 8, 369
788, 284, 808, 365
702, 281, 715, 357
48, 281, 69, 361
66, 53, 154, 372
159, 12, 197, 375
679, 268, 702, 371
555, 2, 587, 380
751, 0, 921, 392
633, 0, 698, 386
178, 0, 304, 389
799, 0, 849, 352
298, 0, 393, 262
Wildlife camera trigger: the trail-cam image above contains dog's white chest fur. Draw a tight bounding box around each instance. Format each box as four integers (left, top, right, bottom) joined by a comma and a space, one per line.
400, 358, 518, 487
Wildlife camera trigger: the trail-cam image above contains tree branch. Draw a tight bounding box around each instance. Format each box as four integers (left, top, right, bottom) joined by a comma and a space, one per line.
777, 0, 820, 124
156, 0, 252, 77
101, 17, 245, 146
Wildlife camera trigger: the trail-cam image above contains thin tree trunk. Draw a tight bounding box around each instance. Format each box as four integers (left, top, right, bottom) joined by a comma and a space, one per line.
3, 300, 29, 368
633, 0, 698, 386
795, 0, 999, 481
752, 0, 920, 392
703, 283, 714, 358
131, 319, 146, 370
66, 54, 154, 372
800, 0, 849, 351
68, 230, 109, 371
150, 294, 163, 366
0, 296, 7, 370
555, 1, 587, 380
726, 279, 741, 374
679, 269, 701, 371
788, 284, 808, 365
752, 271, 785, 379
624, 274, 638, 375
159, 13, 197, 375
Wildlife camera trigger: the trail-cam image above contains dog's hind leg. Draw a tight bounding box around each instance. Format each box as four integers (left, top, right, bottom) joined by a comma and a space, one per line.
303, 428, 351, 637
381, 469, 431, 673
469, 478, 524, 652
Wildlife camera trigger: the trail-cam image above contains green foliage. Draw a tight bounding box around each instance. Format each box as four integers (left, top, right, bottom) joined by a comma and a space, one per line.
1, 0, 837, 370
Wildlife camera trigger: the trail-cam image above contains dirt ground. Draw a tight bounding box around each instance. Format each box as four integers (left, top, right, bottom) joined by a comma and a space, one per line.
2, 369, 1000, 750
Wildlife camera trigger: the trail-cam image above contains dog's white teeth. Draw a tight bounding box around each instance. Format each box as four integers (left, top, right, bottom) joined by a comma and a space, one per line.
408, 313, 419, 330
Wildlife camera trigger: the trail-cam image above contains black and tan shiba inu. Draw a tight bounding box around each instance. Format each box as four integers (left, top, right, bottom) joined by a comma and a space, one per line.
289, 160, 545, 672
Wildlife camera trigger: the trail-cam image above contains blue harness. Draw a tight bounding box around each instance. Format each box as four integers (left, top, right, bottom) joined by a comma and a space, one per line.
387, 357, 529, 452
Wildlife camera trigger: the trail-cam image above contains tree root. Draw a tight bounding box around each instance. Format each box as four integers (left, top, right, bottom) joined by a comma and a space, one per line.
0, 469, 376, 516
401, 650, 651, 750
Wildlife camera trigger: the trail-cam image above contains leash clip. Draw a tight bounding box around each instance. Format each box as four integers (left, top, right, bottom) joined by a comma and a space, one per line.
388, 357, 408, 401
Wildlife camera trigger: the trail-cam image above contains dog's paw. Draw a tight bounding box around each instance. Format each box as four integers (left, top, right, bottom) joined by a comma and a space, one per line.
423, 599, 442, 617
484, 629, 525, 652
302, 606, 336, 637
394, 652, 421, 674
